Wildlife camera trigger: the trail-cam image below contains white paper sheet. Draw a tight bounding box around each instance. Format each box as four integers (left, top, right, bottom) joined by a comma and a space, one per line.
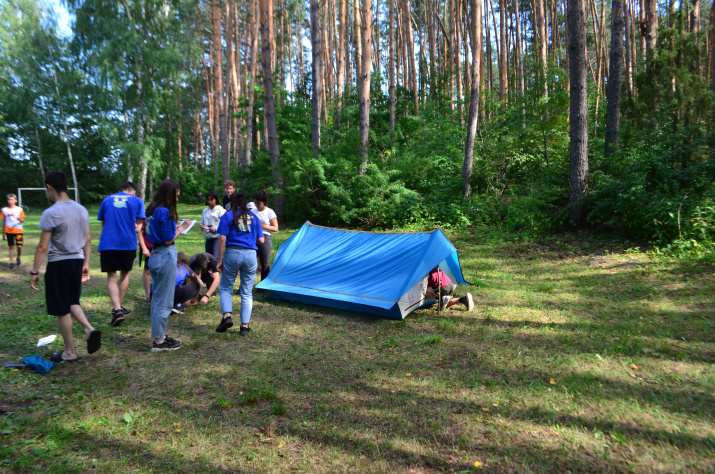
179, 219, 197, 234
37, 335, 57, 347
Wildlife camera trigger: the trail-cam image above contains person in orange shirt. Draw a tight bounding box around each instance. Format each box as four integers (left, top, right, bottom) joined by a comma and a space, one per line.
1, 194, 25, 269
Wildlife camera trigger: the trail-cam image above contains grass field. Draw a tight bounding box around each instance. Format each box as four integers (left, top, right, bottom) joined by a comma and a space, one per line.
0, 203, 713, 473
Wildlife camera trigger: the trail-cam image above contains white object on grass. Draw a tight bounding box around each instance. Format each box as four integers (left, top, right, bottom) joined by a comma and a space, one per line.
37, 335, 57, 347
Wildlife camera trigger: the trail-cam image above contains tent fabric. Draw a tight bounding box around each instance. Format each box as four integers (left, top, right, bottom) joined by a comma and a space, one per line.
256, 222, 469, 319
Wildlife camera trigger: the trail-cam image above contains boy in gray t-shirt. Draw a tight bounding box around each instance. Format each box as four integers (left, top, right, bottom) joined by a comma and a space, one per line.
30, 171, 102, 362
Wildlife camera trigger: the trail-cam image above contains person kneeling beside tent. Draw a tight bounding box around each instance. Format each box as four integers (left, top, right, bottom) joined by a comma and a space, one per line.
425, 266, 474, 311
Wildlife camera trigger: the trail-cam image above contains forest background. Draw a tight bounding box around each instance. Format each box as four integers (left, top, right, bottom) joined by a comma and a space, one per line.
1, 0, 713, 258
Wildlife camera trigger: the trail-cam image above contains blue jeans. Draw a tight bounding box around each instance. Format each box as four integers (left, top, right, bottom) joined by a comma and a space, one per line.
219, 247, 257, 324
149, 245, 177, 339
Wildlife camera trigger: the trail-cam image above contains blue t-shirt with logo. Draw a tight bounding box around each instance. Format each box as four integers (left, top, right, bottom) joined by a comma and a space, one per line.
146, 207, 177, 246
97, 192, 146, 252
217, 209, 264, 250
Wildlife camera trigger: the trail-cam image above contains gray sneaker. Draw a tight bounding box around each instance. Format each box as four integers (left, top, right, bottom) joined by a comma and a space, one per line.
440, 295, 450, 310
152, 337, 181, 352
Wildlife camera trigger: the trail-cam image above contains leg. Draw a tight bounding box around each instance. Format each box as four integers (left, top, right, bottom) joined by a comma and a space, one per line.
118, 270, 131, 306
175, 282, 200, 305
149, 246, 176, 342
211, 238, 220, 260
70, 304, 96, 338
57, 314, 77, 360
8, 244, 14, 265
106, 271, 122, 310
238, 250, 257, 326
257, 235, 272, 280
219, 249, 239, 316
143, 268, 151, 298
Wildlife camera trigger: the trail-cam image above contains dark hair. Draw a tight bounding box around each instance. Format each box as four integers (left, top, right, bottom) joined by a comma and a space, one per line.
205, 191, 220, 206
121, 181, 136, 192
45, 170, 68, 193
230, 190, 250, 231
177, 252, 189, 265
189, 253, 209, 272
253, 189, 269, 205
146, 179, 180, 222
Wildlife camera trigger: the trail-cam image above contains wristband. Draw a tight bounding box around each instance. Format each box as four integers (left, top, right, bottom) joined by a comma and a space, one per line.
30, 271, 39, 275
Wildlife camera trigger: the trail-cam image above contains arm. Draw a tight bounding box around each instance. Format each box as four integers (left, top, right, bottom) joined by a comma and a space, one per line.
164, 220, 192, 246
216, 235, 227, 272
263, 217, 278, 233
30, 231, 53, 290
82, 224, 91, 282
137, 221, 150, 257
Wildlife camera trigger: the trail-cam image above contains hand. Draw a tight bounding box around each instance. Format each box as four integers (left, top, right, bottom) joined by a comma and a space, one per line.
199, 295, 209, 304
143, 248, 151, 257
82, 264, 91, 282
179, 219, 192, 232
217, 261, 223, 273
200, 224, 207, 231
30, 273, 40, 290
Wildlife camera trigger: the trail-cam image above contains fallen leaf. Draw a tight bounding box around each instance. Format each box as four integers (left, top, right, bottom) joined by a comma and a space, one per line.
493, 402, 499, 406
550, 378, 557, 384
630, 373, 637, 378
499, 420, 505, 424
175, 429, 181, 433
278, 444, 284, 448
482, 407, 490, 412
240, 392, 243, 395
405, 373, 412, 376
630, 363, 638, 370
411, 400, 417, 406
474, 461, 483, 468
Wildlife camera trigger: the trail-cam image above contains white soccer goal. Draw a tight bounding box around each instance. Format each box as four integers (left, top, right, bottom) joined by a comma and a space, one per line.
17, 188, 78, 209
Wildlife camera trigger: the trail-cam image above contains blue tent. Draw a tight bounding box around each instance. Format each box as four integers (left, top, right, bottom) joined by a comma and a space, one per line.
256, 222, 469, 319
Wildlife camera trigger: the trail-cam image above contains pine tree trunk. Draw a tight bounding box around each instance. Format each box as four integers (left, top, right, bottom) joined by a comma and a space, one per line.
499, 0, 508, 101
244, 0, 260, 169
311, 0, 323, 159
389, 0, 396, 145
644, 0, 657, 58
463, 0, 482, 200
536, 0, 549, 96
336, 0, 347, 126
261, 0, 284, 216
212, 0, 229, 182
404, 0, 419, 114
358, 0, 373, 174
514, 0, 525, 125
568, 0, 589, 225
605, 0, 624, 156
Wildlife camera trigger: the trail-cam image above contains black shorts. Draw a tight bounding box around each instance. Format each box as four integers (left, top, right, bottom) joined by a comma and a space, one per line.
100, 250, 136, 273
6, 233, 23, 247
45, 259, 83, 316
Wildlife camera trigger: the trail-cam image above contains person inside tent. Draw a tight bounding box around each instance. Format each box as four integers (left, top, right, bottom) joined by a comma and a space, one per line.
424, 266, 474, 311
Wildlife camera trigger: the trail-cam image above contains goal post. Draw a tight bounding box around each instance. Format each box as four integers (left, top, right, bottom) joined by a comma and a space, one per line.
18, 188, 78, 209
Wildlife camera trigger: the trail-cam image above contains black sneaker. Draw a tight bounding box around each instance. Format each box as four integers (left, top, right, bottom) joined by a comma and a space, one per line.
171, 304, 185, 314
16, 258, 21, 267
8, 263, 14, 269
216, 316, 234, 333
121, 307, 131, 315
151, 337, 181, 352
110, 309, 126, 327
239, 325, 251, 336
459, 293, 474, 311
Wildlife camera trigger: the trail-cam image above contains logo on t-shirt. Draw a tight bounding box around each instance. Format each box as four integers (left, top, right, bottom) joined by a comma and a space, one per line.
237, 215, 253, 232
113, 196, 128, 208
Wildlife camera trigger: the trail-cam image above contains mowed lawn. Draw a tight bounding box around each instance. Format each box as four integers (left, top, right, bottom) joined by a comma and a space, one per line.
0, 203, 713, 473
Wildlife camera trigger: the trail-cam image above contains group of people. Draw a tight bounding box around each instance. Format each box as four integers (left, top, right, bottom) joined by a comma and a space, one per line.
21, 171, 277, 361
9, 171, 472, 363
